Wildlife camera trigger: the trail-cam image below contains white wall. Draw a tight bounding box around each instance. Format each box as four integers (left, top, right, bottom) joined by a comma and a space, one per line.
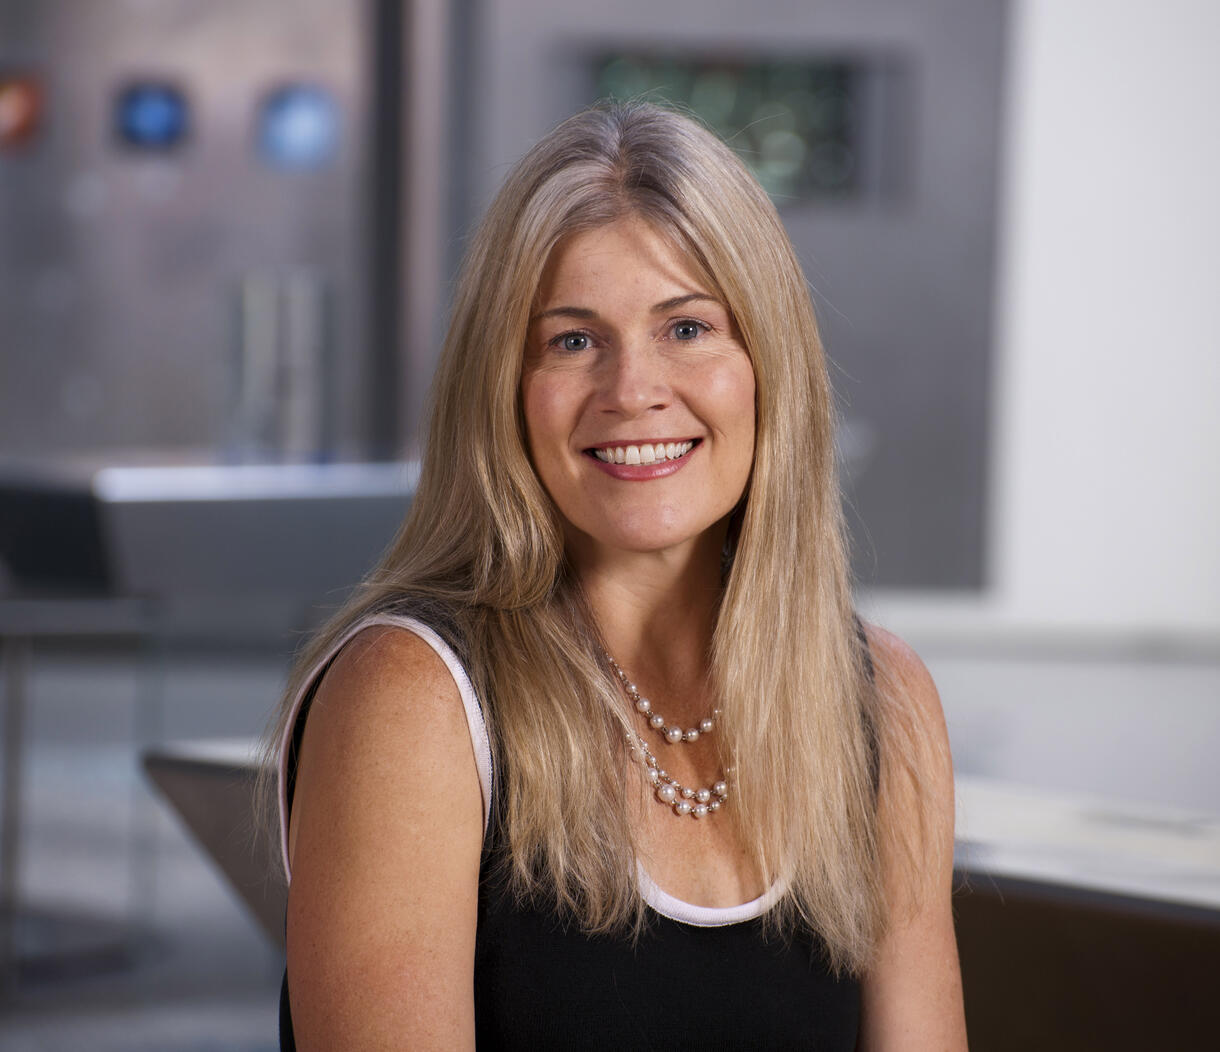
987, 0, 1220, 635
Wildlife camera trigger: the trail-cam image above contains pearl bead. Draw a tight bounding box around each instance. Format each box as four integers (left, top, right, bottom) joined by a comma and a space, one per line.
658, 769, 668, 780
674, 800, 692, 816
649, 714, 665, 730
635, 697, 651, 713
699, 718, 714, 734
713, 781, 728, 798
656, 784, 676, 804
665, 726, 683, 744
695, 788, 711, 804
648, 768, 660, 783
680, 787, 695, 799
709, 799, 721, 811
684, 729, 699, 743
692, 804, 708, 818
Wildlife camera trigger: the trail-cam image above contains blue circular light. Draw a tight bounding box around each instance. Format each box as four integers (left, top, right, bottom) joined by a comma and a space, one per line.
258, 85, 339, 170
116, 83, 188, 149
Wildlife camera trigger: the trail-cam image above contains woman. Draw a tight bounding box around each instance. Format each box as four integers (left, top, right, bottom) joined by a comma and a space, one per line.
268, 101, 966, 1049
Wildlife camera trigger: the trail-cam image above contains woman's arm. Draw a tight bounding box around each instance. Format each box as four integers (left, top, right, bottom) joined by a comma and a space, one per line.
285, 626, 485, 1051
857, 626, 968, 1051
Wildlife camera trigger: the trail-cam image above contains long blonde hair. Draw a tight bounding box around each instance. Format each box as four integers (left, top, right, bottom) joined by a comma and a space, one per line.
265, 101, 893, 973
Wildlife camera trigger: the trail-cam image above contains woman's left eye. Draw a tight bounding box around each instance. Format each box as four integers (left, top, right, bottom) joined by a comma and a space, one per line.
670, 320, 705, 341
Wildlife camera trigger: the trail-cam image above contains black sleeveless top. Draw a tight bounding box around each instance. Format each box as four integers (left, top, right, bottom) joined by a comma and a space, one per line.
281, 813, 860, 1050
468, 818, 860, 1049
279, 615, 866, 1049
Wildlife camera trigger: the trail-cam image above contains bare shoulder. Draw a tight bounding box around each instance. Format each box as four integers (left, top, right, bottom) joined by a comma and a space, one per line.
857, 620, 955, 874
288, 623, 480, 867
286, 623, 483, 1047
856, 624, 967, 1050
860, 622, 943, 724
860, 622, 952, 779
312, 622, 462, 723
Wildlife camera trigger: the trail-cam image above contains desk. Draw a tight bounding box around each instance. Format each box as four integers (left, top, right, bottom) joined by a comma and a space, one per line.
953, 776, 1220, 1051
142, 739, 281, 944
955, 774, 1220, 915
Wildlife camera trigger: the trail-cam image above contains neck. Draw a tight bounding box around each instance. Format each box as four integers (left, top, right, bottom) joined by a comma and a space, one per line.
568, 528, 726, 702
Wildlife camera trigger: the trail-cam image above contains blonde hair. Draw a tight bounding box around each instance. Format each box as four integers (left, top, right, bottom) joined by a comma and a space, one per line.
264, 101, 898, 973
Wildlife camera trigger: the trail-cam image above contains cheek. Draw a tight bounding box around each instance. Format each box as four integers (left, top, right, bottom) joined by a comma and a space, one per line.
739, 373, 757, 438
520, 371, 575, 472
520, 373, 552, 447
721, 364, 757, 487
711, 359, 757, 444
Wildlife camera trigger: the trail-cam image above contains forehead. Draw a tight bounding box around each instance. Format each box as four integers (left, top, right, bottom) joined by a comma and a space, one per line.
534, 217, 719, 309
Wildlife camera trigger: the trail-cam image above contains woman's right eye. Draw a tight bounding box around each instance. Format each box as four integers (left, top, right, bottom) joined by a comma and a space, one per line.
556, 332, 589, 352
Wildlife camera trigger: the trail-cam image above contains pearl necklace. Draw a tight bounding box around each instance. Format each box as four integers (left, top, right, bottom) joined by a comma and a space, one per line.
606, 653, 730, 819
626, 732, 730, 819
605, 656, 721, 745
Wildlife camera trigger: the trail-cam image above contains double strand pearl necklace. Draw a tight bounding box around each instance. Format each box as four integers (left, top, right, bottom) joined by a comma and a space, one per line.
606, 654, 730, 820
625, 731, 731, 819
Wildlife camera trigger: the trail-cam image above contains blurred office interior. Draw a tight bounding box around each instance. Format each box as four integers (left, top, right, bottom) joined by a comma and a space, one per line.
0, 0, 1217, 1048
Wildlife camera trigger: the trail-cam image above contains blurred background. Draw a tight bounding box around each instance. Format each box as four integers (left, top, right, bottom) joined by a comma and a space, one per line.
0, 0, 1216, 1048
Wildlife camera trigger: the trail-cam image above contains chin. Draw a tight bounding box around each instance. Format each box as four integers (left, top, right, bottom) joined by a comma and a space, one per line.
572, 515, 727, 560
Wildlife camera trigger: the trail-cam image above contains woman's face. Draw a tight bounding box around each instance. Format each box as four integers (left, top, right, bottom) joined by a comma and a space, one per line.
521, 217, 756, 562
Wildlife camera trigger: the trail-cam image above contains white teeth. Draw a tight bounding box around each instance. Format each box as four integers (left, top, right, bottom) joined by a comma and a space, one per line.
593, 441, 696, 464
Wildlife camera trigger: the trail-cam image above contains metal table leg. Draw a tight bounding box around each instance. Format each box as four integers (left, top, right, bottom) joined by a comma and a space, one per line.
0, 635, 30, 992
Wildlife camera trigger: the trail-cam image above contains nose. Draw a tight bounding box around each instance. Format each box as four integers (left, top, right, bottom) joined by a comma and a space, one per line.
596, 342, 671, 417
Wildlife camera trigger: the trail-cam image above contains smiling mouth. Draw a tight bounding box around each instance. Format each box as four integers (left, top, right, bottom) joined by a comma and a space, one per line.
586, 440, 699, 466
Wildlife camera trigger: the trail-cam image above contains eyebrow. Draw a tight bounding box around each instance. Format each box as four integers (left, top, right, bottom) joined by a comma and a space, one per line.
529, 292, 722, 325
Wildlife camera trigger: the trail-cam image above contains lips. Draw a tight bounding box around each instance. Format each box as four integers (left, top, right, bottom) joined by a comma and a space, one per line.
586, 440, 698, 466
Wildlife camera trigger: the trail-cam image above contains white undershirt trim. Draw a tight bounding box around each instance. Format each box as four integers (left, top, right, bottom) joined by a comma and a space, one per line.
636, 862, 787, 927
277, 614, 492, 882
